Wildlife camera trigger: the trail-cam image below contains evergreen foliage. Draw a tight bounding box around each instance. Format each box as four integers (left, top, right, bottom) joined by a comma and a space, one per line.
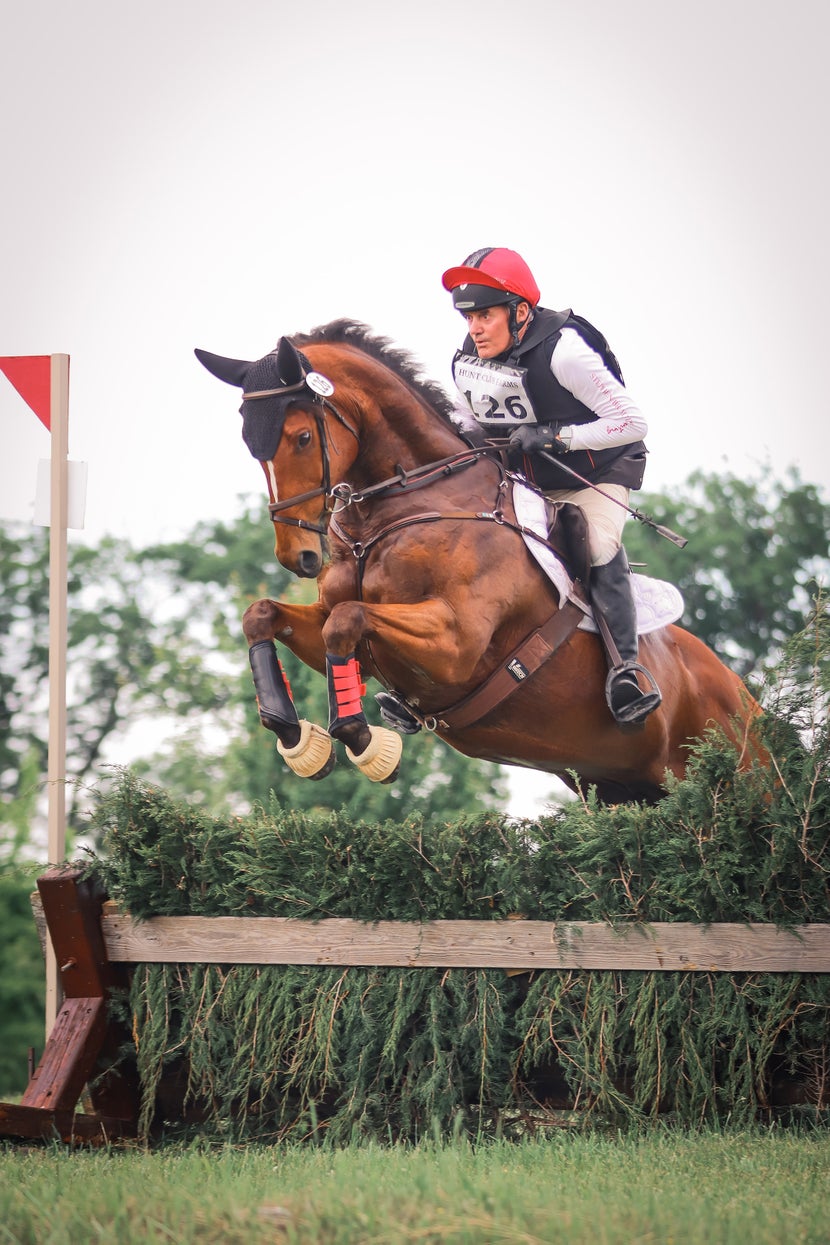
82, 599, 830, 1141
0, 865, 45, 1096
623, 466, 830, 677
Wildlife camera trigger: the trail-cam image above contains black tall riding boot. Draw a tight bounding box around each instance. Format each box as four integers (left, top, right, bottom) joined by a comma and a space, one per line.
589, 549, 662, 727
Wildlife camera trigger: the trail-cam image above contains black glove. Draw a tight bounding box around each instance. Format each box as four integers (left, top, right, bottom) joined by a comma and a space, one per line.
508, 423, 568, 455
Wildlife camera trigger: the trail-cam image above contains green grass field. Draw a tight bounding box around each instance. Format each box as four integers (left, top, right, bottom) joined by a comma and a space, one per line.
1, 1130, 828, 1244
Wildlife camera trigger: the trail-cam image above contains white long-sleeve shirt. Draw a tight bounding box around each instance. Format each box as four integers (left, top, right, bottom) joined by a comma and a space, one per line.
452, 325, 648, 450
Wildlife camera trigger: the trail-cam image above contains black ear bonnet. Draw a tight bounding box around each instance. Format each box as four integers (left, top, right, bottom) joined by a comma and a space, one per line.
194, 338, 329, 463
239, 340, 319, 463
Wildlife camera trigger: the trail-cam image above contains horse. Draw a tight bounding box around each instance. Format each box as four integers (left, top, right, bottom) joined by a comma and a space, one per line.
195, 319, 761, 804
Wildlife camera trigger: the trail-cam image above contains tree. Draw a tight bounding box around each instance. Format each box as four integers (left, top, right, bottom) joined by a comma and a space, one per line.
0, 524, 220, 852
0, 864, 44, 1096
2, 467, 827, 851
623, 467, 830, 677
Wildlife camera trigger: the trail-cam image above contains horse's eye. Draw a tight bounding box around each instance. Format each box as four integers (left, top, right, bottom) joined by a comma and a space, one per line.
298, 429, 312, 449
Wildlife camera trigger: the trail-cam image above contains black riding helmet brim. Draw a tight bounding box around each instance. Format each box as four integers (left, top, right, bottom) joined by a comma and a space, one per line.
451, 283, 515, 312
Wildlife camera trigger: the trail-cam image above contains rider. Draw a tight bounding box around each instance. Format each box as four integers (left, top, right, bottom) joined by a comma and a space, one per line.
441, 246, 662, 728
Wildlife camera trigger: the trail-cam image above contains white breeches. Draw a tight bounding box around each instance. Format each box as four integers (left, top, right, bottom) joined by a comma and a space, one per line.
543, 483, 630, 567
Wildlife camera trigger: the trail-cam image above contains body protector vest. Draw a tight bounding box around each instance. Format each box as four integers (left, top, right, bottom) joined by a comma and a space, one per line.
451, 307, 647, 491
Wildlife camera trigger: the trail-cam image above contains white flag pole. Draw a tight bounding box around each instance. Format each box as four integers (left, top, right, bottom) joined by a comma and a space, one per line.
45, 353, 70, 1035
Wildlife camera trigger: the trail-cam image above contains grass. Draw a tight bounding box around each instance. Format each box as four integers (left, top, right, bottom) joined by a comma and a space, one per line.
1, 1129, 828, 1244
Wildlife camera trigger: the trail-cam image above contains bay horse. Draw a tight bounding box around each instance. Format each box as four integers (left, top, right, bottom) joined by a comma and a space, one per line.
196, 320, 760, 804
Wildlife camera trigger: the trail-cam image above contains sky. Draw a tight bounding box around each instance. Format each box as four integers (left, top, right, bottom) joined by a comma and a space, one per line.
1, 0, 828, 816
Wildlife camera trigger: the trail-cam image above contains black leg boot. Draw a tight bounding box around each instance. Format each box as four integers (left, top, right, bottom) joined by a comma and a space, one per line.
248, 640, 302, 747
589, 549, 662, 728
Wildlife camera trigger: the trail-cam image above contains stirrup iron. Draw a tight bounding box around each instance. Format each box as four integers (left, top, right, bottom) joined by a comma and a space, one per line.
605, 661, 662, 727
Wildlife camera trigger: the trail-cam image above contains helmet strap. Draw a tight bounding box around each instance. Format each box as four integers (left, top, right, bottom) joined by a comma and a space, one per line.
509, 302, 533, 347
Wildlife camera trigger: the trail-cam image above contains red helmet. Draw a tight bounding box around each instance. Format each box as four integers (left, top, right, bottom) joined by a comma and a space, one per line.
441, 247, 541, 310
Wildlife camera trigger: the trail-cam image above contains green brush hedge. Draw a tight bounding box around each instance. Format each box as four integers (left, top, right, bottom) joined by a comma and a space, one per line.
83, 608, 830, 1140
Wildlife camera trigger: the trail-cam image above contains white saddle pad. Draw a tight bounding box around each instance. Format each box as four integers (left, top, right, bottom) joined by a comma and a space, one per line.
512, 480, 684, 635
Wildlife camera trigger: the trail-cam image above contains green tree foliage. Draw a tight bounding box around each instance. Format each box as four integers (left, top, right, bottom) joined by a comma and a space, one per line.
624, 467, 830, 676
0, 524, 222, 848
0, 865, 44, 1096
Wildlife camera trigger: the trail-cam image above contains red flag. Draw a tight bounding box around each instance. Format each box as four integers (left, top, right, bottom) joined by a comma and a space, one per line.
0, 355, 52, 430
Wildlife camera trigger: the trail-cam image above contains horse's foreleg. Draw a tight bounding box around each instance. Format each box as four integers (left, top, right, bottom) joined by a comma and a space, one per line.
319, 597, 489, 782
242, 598, 329, 673
248, 640, 302, 747
323, 598, 489, 685
324, 651, 403, 782
242, 598, 335, 780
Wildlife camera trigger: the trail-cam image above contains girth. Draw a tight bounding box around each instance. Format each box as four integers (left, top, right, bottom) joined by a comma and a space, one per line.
430, 594, 587, 731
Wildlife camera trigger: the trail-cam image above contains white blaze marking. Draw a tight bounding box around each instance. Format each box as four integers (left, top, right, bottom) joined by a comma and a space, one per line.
266, 460, 279, 502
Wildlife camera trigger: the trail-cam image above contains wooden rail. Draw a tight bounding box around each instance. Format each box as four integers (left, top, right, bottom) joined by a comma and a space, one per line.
2, 868, 828, 1145
101, 912, 830, 973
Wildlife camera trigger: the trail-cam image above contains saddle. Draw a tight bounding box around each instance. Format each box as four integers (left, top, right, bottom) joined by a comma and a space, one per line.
543, 499, 592, 589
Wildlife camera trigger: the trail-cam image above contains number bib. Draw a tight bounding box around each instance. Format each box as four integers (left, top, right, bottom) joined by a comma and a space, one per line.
453, 352, 538, 426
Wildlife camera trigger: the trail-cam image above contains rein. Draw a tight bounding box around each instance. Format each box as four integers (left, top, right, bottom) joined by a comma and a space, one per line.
246, 359, 499, 537
268, 417, 487, 535
329, 449, 484, 509
329, 464, 568, 578
251, 377, 562, 586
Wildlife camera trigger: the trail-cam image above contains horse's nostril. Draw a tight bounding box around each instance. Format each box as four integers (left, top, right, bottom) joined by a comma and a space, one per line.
298, 551, 322, 578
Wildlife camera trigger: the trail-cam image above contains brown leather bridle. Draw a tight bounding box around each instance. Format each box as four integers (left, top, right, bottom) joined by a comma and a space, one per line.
242, 377, 360, 536
244, 373, 490, 538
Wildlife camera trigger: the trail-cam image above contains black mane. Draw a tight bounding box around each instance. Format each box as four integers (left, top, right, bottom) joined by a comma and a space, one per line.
289, 319, 456, 425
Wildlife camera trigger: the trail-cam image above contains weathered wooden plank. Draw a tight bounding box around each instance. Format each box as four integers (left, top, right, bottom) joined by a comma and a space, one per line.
100, 916, 830, 973
20, 996, 108, 1112
0, 1101, 135, 1144
4, 870, 141, 1139
30, 891, 47, 961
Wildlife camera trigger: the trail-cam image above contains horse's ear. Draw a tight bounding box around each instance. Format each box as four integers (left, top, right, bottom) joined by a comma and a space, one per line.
194, 348, 252, 388
276, 337, 306, 386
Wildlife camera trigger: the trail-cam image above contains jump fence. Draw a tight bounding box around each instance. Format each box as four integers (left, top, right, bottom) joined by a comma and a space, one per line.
0, 866, 827, 1145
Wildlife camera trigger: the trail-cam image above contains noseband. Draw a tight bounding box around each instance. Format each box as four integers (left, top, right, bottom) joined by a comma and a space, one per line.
242, 371, 360, 536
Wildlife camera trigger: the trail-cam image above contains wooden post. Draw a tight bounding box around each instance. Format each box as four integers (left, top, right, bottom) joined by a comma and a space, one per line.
0, 868, 139, 1144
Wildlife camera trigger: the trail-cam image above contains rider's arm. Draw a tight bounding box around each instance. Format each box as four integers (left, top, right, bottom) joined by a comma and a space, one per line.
550, 328, 648, 451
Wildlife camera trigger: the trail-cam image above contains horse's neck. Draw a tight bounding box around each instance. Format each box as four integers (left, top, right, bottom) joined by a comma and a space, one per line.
359, 395, 461, 479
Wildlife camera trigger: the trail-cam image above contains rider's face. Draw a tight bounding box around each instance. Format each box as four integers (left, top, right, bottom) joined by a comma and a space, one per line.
463, 306, 512, 358
463, 302, 529, 359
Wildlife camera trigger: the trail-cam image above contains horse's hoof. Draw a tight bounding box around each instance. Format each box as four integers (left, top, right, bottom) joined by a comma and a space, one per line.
277, 719, 335, 779
346, 725, 403, 783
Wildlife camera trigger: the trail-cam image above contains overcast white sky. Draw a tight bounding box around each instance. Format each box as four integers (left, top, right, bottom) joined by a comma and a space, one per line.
1, 0, 827, 814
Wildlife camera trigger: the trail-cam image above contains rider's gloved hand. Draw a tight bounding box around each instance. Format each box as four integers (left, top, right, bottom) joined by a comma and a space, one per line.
508, 423, 572, 455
